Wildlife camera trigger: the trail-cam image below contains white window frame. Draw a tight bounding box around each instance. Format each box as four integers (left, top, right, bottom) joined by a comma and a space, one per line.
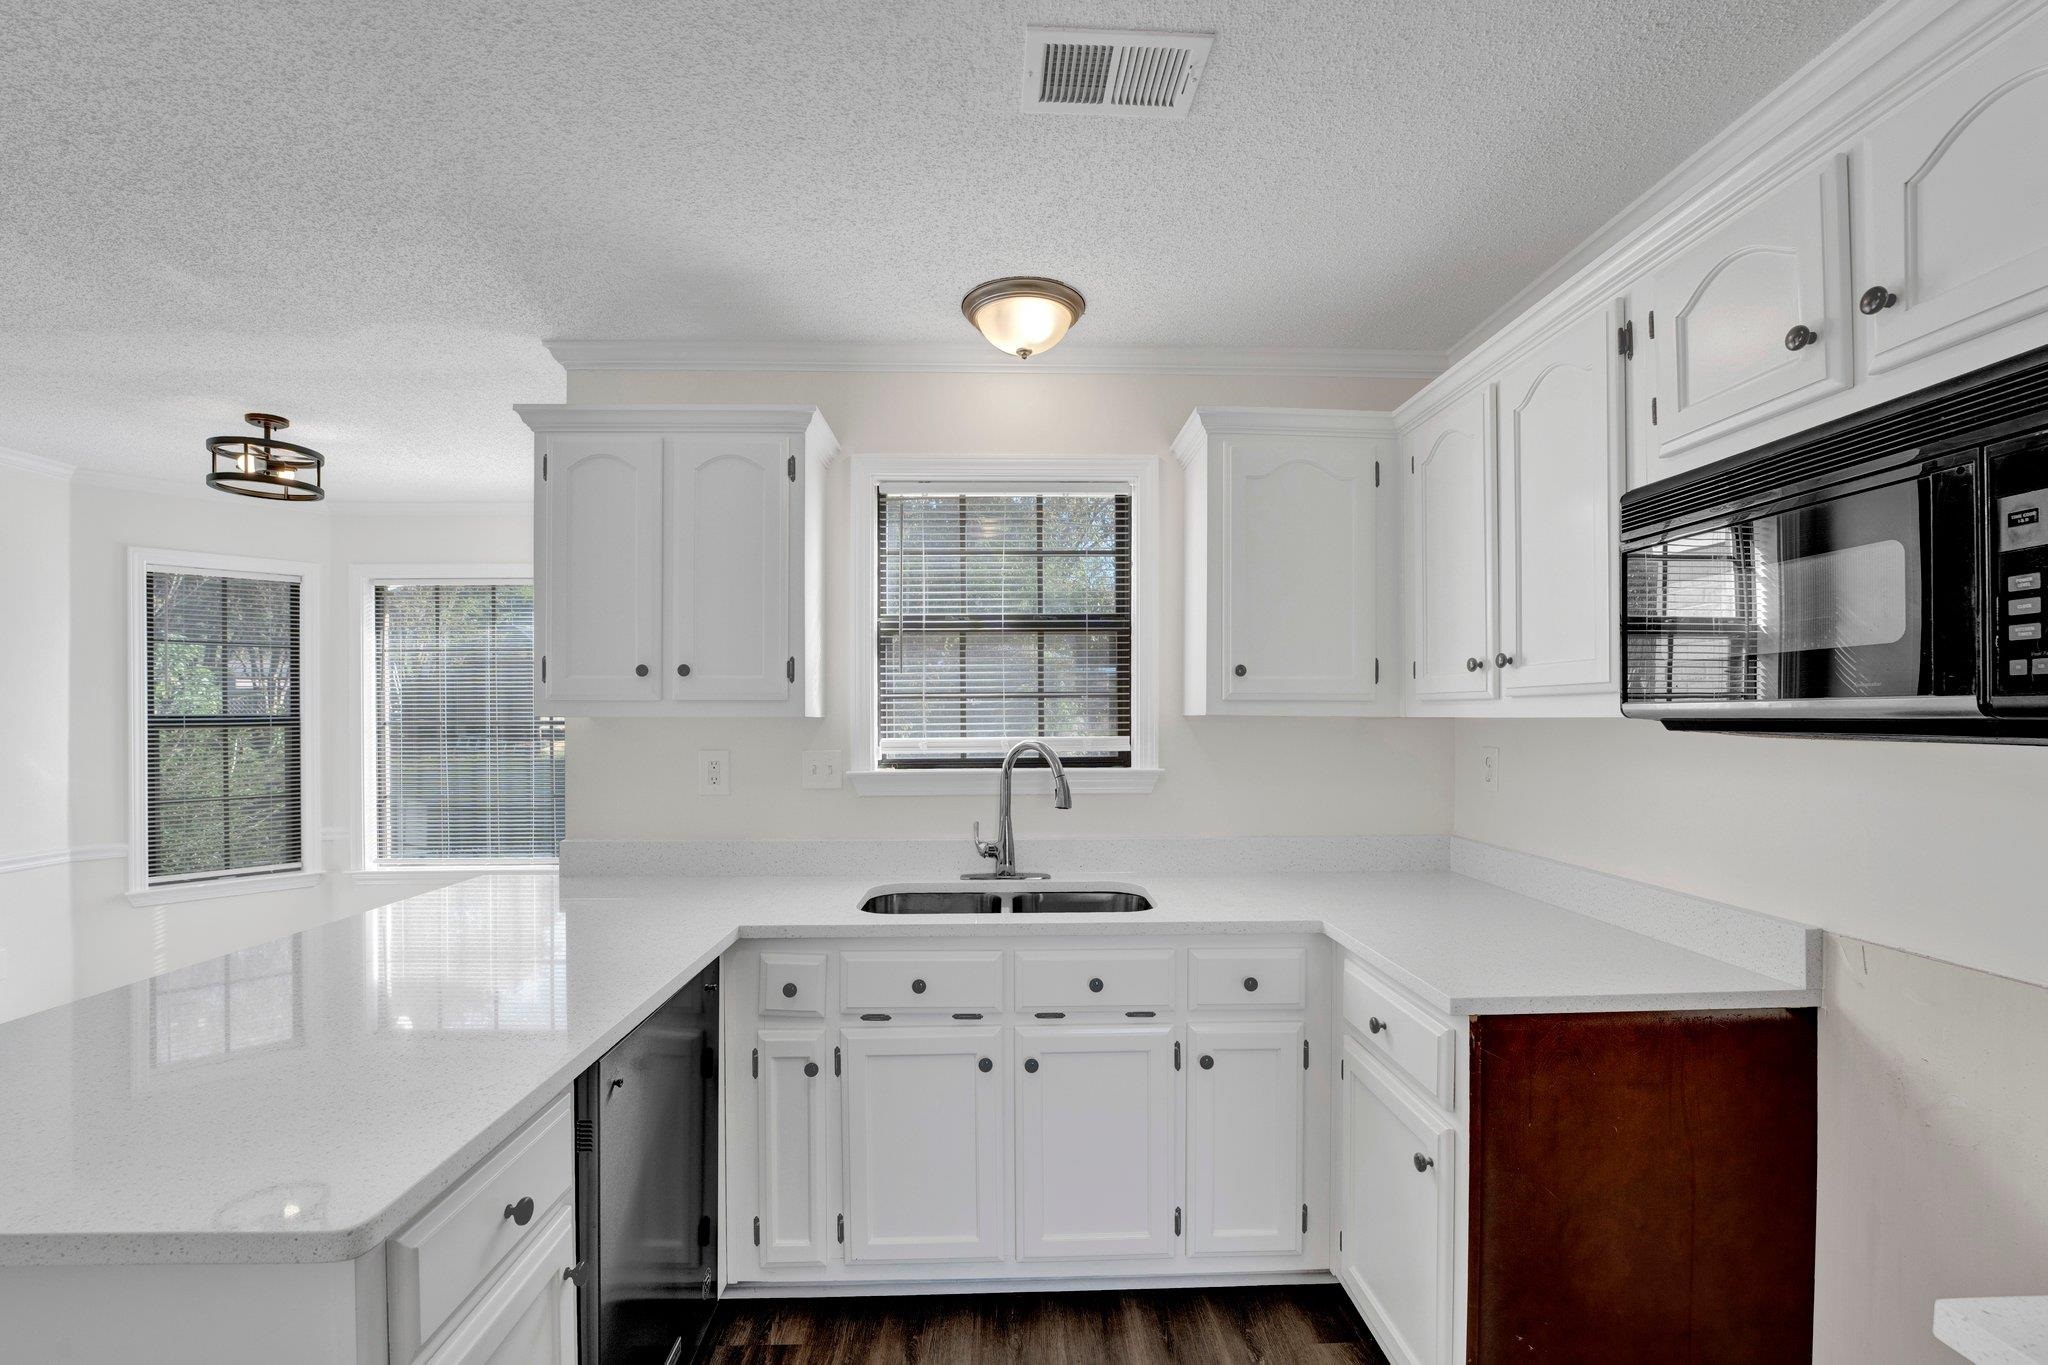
127, 547, 323, 905
352, 563, 561, 873
847, 455, 1161, 796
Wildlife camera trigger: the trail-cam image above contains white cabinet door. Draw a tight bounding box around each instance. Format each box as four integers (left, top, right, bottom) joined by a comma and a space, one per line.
1340, 1042, 1456, 1365
1407, 388, 1496, 701
1493, 301, 1624, 698
539, 434, 664, 704
1015, 1025, 1178, 1261
1222, 433, 1381, 704
422, 1204, 578, 1365
1640, 155, 1851, 469
665, 433, 792, 702
1185, 1021, 1304, 1257
841, 1026, 1005, 1264
755, 1030, 830, 1268
1860, 7, 2048, 375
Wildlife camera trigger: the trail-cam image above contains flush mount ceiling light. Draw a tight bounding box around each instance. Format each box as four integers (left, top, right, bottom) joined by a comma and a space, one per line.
205, 412, 326, 502
960, 277, 1087, 360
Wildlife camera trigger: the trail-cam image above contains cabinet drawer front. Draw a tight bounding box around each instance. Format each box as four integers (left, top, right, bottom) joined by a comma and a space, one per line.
1188, 947, 1307, 1009
1343, 961, 1455, 1109
758, 952, 828, 1016
1014, 949, 1176, 1011
842, 950, 1002, 1012
390, 1092, 574, 1361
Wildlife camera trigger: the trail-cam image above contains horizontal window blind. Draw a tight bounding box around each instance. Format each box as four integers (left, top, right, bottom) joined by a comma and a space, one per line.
877, 486, 1132, 768
146, 570, 303, 883
373, 582, 565, 863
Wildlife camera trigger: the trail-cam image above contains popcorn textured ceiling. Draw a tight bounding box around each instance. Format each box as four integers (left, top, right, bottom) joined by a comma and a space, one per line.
0, 0, 1879, 500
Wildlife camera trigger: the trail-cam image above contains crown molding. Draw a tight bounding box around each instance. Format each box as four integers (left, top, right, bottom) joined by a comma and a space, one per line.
514, 402, 836, 441
544, 338, 1446, 380
1172, 407, 1397, 466
0, 446, 75, 481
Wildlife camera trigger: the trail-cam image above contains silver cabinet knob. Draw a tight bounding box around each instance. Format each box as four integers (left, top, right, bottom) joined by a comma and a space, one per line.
1495, 652, 1514, 668
504, 1196, 535, 1226
1465, 657, 1484, 672
1413, 1152, 1434, 1173
1785, 323, 1818, 351
1368, 1016, 1387, 1034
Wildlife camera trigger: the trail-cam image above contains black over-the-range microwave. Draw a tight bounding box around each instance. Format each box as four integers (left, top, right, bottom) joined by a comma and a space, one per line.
1620, 344, 2048, 744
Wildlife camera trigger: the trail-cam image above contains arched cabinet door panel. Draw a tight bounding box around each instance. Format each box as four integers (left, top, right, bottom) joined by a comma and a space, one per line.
1637, 156, 1851, 479
665, 433, 793, 702
538, 435, 665, 704
1406, 387, 1496, 702
1860, 7, 2048, 375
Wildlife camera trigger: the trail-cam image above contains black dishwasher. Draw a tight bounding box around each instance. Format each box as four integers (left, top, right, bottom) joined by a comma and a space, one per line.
574, 962, 719, 1364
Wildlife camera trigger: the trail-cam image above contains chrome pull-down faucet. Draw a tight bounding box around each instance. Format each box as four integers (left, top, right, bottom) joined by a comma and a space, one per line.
963, 741, 1071, 880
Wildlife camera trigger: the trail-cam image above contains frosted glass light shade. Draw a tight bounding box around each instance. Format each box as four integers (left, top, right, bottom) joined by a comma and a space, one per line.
960, 277, 1086, 360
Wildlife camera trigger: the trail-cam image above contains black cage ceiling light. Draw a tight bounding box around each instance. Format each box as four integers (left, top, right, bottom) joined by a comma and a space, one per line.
205, 412, 326, 502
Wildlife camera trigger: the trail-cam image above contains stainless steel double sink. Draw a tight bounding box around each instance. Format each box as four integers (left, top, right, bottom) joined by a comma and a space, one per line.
859, 888, 1152, 915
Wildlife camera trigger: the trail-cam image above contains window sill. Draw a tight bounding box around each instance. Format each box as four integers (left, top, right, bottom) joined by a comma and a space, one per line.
349, 864, 558, 885
126, 871, 323, 907
849, 768, 1163, 797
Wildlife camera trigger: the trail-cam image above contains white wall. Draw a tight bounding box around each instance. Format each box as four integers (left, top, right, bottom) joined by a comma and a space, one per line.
0, 460, 73, 862
560, 368, 1453, 841
1451, 717, 2048, 990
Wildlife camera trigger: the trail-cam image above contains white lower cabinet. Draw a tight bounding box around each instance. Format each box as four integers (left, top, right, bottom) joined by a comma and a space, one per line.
841, 1026, 1006, 1263
1340, 1039, 1458, 1365
422, 1205, 579, 1365
725, 936, 1327, 1287
1186, 1020, 1306, 1257
1015, 1025, 1179, 1261
755, 1029, 831, 1266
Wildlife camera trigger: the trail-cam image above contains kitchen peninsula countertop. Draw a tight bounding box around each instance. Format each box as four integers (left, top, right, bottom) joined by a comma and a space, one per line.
0, 848, 1817, 1268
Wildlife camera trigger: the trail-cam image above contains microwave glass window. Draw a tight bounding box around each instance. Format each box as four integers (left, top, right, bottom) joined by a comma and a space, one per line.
1756, 539, 1909, 654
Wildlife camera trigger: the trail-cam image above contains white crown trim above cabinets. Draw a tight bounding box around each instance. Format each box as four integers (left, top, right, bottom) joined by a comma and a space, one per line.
542, 339, 1447, 380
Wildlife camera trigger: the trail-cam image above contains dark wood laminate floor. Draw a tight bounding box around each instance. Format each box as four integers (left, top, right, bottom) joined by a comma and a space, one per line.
698, 1285, 1393, 1365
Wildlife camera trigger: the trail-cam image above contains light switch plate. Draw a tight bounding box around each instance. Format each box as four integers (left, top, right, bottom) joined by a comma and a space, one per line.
801, 749, 843, 789
1479, 745, 1501, 795
698, 750, 731, 796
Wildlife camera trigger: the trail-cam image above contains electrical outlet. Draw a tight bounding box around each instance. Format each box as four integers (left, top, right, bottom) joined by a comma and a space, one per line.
801, 749, 843, 790
698, 750, 731, 796
1479, 745, 1501, 795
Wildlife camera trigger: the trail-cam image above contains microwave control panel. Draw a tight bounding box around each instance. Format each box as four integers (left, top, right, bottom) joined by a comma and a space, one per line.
1987, 435, 2048, 709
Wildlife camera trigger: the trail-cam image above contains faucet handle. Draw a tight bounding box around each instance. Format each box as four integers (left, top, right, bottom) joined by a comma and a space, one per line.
971, 821, 999, 860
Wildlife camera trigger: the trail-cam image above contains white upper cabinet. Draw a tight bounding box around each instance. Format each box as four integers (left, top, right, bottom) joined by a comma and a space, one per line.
520, 405, 835, 717
536, 433, 665, 704
1404, 388, 1496, 702
1859, 5, 2048, 377
1176, 409, 1395, 716
1014, 1025, 1178, 1262
1637, 155, 1851, 476
1493, 301, 1625, 698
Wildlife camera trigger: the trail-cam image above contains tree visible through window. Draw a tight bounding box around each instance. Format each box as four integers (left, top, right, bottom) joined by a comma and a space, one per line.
876, 487, 1132, 768
373, 582, 565, 864
145, 571, 303, 882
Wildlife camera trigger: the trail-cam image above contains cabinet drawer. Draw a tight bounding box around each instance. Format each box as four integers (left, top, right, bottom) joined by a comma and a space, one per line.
842, 950, 1002, 1013
1343, 961, 1456, 1109
1014, 949, 1176, 1012
389, 1092, 575, 1362
1188, 947, 1307, 1009
759, 952, 827, 1016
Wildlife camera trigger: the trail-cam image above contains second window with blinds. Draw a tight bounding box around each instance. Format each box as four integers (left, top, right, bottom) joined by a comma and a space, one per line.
361, 572, 565, 869
853, 459, 1160, 793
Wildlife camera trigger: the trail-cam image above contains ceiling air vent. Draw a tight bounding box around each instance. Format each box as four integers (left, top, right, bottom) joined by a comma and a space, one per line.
1024, 26, 1213, 119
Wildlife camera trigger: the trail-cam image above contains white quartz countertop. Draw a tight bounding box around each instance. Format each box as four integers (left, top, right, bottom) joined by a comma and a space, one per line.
0, 859, 1815, 1267
1937, 1297, 2048, 1364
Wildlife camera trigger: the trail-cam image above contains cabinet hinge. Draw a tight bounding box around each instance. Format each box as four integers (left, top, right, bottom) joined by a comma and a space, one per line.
1647, 309, 1656, 339
1303, 1203, 1310, 1233
1410, 455, 1415, 474
1339, 1229, 1344, 1251
1303, 1039, 1310, 1070
1174, 1041, 1181, 1071
1174, 1207, 1182, 1236
752, 1216, 760, 1247
1374, 658, 1380, 685
1373, 460, 1380, 488
787, 656, 796, 684
541, 454, 548, 481
787, 455, 796, 482
1340, 1057, 1345, 1079
1651, 396, 1659, 426
1411, 661, 1417, 679
540, 655, 547, 683
1617, 319, 1634, 360
697, 1214, 712, 1248
702, 1046, 715, 1080
834, 1045, 841, 1077
837, 1213, 845, 1244
751, 1047, 758, 1079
